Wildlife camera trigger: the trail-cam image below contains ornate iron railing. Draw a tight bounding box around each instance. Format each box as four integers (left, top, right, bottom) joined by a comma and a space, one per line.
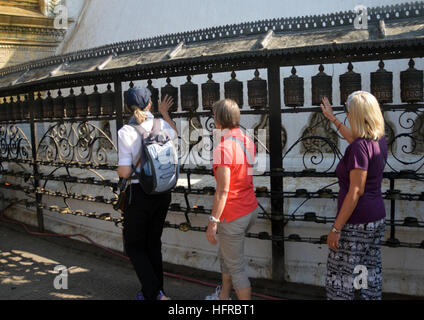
1, 2, 424, 283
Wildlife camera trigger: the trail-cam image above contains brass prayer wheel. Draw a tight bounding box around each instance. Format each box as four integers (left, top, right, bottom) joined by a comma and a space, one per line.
101, 84, 114, 115
65, 88, 76, 118
161, 77, 178, 112
312, 64, 332, 105
0, 97, 7, 121
201, 73, 220, 110
371, 60, 393, 104
6, 97, 13, 121
12, 96, 21, 120
284, 66, 304, 107
123, 81, 135, 116
34, 92, 43, 119
400, 58, 423, 103
53, 90, 65, 118
75, 87, 88, 117
180, 75, 198, 112
339, 62, 361, 105
16, 96, 23, 120
21, 94, 30, 120
43, 90, 54, 118
146, 79, 159, 113
224, 71, 243, 108
248, 69, 267, 109
88, 85, 101, 116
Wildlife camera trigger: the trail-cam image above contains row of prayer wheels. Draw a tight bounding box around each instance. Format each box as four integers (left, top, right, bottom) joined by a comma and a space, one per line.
287, 59, 422, 106
144, 58, 423, 112
34, 84, 115, 119
0, 59, 422, 121
0, 84, 115, 121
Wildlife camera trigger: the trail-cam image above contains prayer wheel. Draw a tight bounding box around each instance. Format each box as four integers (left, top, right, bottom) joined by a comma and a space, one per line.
371, 60, 393, 104
312, 64, 332, 105
180, 75, 198, 112
400, 58, 423, 103
248, 69, 267, 109
161, 77, 178, 112
224, 71, 243, 108
201, 73, 220, 110
284, 66, 304, 107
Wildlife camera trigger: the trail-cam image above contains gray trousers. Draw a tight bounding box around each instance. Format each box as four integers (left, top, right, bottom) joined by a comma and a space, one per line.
217, 210, 257, 290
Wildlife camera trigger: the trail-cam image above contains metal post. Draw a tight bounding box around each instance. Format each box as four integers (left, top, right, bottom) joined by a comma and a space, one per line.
267, 57, 285, 282
114, 80, 124, 131
28, 91, 44, 232
113, 80, 126, 255
390, 177, 396, 240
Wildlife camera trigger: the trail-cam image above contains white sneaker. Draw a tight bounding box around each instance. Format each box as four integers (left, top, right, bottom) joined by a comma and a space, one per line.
205, 286, 231, 300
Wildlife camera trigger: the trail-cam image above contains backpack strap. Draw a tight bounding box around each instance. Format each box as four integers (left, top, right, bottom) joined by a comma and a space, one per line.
224, 136, 255, 166
152, 118, 162, 132
129, 124, 148, 174
130, 123, 147, 136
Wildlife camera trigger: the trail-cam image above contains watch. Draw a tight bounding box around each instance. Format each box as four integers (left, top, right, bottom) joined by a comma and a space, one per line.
209, 216, 220, 223
331, 226, 341, 234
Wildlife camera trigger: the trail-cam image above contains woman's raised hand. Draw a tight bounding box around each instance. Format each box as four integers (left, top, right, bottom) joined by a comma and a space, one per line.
320, 97, 336, 122
158, 94, 174, 114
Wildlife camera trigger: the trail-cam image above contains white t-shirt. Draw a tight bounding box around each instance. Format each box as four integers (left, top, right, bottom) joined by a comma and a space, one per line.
117, 111, 177, 183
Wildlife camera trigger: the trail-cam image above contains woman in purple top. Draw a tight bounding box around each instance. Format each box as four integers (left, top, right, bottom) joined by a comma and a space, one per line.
321, 91, 387, 300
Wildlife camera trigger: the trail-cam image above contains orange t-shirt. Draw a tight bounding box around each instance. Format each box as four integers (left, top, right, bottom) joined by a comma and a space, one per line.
212, 128, 258, 222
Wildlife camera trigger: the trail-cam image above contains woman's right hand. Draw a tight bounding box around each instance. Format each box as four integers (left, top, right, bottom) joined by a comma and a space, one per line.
320, 97, 336, 122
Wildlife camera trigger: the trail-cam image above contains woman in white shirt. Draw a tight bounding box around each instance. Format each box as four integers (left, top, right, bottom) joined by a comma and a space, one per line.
117, 86, 177, 300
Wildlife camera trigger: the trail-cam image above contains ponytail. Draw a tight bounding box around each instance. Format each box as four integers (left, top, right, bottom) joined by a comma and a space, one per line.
134, 108, 148, 124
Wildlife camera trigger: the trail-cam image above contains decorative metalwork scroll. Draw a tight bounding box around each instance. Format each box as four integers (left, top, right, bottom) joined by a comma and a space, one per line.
0, 124, 31, 160
37, 121, 117, 165
386, 109, 424, 173
301, 112, 339, 154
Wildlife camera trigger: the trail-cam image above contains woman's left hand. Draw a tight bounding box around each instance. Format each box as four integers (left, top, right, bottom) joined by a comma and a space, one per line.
206, 221, 218, 246
327, 231, 340, 251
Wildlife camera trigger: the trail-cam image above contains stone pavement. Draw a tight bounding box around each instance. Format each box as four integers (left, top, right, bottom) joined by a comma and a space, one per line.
1, 220, 420, 300
0, 220, 278, 300
0, 221, 220, 300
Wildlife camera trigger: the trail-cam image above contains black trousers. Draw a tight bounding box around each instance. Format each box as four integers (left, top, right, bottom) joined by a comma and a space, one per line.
122, 183, 171, 300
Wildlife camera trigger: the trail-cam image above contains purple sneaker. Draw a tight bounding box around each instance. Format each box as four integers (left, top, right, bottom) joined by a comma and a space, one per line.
136, 292, 145, 300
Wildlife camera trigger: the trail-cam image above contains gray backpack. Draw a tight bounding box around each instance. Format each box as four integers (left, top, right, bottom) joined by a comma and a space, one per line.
130, 119, 179, 194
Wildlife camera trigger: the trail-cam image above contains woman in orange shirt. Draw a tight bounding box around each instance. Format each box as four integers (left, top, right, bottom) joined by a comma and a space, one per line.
205, 99, 258, 300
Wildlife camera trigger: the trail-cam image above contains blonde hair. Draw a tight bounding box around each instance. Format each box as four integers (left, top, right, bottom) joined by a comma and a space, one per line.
128, 99, 151, 124
133, 108, 148, 124
212, 99, 240, 129
347, 91, 385, 141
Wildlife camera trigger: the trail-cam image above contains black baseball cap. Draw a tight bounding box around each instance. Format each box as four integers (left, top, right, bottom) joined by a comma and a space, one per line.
124, 86, 152, 110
